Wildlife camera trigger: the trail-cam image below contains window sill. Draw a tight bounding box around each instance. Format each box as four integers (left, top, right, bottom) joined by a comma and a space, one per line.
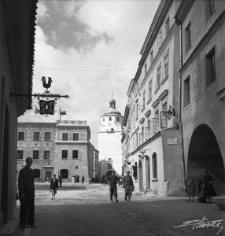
151, 179, 158, 182
147, 98, 152, 105
161, 75, 168, 85
154, 87, 160, 94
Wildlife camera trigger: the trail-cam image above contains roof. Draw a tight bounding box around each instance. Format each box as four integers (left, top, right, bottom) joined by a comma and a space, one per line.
18, 107, 87, 125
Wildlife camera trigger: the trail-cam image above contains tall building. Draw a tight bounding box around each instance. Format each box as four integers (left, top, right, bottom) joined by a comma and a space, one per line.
174, 0, 225, 194
0, 0, 37, 233
17, 107, 98, 183
98, 99, 123, 178
121, 0, 184, 196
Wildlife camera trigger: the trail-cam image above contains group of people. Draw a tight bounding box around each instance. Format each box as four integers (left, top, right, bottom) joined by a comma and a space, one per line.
187, 170, 217, 203
106, 169, 134, 203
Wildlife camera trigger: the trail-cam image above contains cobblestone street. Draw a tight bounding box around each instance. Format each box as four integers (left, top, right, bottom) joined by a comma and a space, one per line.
17, 182, 225, 236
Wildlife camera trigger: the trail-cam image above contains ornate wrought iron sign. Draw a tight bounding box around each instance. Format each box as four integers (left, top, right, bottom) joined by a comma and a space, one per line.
10, 77, 69, 115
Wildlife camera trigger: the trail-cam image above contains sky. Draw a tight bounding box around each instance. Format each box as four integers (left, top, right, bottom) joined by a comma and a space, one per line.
33, 0, 160, 148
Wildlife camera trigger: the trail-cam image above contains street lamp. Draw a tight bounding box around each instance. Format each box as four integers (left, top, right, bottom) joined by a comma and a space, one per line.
164, 106, 175, 120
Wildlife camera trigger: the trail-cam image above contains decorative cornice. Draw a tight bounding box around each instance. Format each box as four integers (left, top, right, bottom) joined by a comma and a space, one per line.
158, 89, 169, 101
139, 117, 145, 124
217, 87, 225, 104
152, 99, 159, 108
145, 110, 151, 118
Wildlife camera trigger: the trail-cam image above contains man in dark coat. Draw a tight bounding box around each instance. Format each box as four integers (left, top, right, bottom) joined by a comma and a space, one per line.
18, 157, 36, 230
203, 170, 217, 203
123, 170, 134, 201
107, 170, 119, 203
50, 174, 59, 200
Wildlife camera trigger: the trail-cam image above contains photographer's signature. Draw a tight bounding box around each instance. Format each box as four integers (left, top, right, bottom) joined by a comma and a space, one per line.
173, 217, 224, 235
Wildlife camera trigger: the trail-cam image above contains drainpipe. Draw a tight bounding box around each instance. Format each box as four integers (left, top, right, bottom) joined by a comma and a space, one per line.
174, 17, 186, 192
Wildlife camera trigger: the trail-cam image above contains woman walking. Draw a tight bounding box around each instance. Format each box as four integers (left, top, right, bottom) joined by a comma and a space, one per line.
50, 175, 58, 200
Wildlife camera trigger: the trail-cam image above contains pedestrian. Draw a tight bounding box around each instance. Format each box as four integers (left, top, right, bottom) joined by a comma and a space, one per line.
82, 175, 85, 184
186, 177, 196, 202
197, 179, 206, 203
107, 170, 119, 203
123, 170, 134, 201
203, 170, 217, 203
18, 157, 36, 230
50, 174, 58, 200
72, 176, 75, 186
58, 173, 62, 188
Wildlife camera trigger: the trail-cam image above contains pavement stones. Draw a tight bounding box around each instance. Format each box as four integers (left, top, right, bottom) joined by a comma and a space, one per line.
17, 182, 225, 236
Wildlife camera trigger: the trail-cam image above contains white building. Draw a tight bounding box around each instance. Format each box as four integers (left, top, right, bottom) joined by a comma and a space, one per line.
98, 99, 123, 178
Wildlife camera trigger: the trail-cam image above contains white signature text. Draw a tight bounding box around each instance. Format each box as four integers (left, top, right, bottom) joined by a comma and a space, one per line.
173, 217, 224, 235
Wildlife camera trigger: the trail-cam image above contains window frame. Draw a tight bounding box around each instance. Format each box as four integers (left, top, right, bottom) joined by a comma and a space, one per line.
17, 150, 23, 159
44, 150, 50, 160
152, 153, 157, 179
184, 76, 191, 106
62, 133, 68, 141
44, 132, 51, 142
18, 131, 25, 141
33, 150, 39, 160
33, 132, 40, 141
206, 47, 216, 86
62, 150, 68, 159
72, 150, 79, 159
185, 22, 191, 52
73, 133, 79, 141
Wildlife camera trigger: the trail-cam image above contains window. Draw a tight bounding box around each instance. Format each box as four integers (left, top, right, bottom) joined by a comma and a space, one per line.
206, 0, 215, 19
164, 53, 169, 80
157, 30, 162, 48
206, 47, 216, 86
72, 150, 79, 159
33, 132, 40, 141
142, 91, 146, 110
152, 152, 157, 179
185, 23, 191, 52
44, 132, 51, 141
161, 102, 168, 129
103, 118, 105, 122
18, 131, 25, 141
117, 117, 119, 122
109, 117, 112, 121
150, 50, 153, 64
144, 63, 147, 76
146, 119, 151, 140
141, 126, 144, 143
33, 150, 39, 159
148, 80, 152, 101
184, 76, 190, 106
17, 150, 23, 159
62, 133, 68, 141
111, 128, 114, 132
62, 150, 68, 159
44, 150, 50, 159
136, 101, 139, 119
156, 66, 161, 90
165, 17, 170, 35
73, 133, 79, 141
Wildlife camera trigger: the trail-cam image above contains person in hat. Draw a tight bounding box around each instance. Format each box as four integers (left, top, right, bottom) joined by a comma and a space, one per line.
18, 157, 36, 230
123, 170, 134, 201
203, 170, 217, 203
107, 170, 119, 203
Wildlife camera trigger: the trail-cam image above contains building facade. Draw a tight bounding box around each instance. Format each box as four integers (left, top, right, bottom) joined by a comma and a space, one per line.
17, 107, 97, 183
175, 0, 225, 194
121, 0, 185, 196
0, 0, 37, 233
98, 99, 123, 178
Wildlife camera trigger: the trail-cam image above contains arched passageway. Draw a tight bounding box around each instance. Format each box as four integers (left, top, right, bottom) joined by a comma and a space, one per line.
187, 124, 225, 194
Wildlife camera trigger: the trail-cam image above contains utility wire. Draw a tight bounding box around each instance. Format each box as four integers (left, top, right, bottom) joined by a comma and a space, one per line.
34, 67, 136, 72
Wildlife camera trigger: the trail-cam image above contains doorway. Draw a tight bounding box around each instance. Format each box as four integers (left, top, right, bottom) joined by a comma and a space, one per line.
139, 160, 143, 191
146, 156, 150, 189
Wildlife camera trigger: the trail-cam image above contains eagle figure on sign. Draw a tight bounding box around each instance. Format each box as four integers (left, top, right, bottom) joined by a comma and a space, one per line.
42, 76, 52, 90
